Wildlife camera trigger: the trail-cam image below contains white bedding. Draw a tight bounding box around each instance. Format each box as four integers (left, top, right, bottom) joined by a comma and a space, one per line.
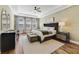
31, 29, 56, 41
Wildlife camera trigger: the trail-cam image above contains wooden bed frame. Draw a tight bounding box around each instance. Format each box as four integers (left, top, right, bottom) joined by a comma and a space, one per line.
44, 23, 59, 33
28, 23, 59, 43
40, 22, 59, 43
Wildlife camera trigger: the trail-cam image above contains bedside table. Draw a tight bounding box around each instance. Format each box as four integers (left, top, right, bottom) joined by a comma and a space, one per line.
56, 32, 70, 43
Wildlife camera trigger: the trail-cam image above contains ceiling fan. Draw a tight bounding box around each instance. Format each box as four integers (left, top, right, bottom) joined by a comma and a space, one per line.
34, 6, 41, 12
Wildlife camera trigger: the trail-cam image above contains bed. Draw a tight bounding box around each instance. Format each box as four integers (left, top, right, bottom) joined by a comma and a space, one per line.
30, 23, 59, 43
31, 29, 56, 42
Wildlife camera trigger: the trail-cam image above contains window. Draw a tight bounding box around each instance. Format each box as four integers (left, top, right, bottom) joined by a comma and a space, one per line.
15, 16, 25, 32
25, 17, 32, 32
15, 16, 39, 33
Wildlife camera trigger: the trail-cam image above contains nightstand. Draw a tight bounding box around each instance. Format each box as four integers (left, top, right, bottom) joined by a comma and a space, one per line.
56, 32, 70, 43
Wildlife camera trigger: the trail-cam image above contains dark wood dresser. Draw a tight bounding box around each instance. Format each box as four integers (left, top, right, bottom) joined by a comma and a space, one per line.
1, 32, 15, 52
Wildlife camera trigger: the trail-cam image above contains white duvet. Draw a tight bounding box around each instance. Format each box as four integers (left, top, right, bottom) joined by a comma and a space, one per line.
31, 29, 56, 41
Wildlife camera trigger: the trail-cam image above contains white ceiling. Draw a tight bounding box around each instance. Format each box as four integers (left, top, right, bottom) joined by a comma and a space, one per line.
10, 5, 71, 18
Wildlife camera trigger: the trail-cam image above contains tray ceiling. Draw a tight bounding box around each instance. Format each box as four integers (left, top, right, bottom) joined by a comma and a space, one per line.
10, 5, 71, 18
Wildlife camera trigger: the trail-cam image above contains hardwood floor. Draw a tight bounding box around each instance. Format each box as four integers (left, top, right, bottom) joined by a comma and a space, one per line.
1, 42, 79, 54
1, 49, 15, 54
52, 43, 79, 54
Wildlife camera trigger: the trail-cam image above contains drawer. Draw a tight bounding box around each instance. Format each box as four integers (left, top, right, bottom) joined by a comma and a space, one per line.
57, 34, 66, 41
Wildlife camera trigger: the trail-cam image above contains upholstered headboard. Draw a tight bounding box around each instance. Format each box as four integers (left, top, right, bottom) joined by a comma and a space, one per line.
44, 23, 59, 33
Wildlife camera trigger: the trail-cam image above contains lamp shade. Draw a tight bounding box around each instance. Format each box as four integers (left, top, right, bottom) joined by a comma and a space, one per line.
59, 22, 65, 32
59, 22, 65, 26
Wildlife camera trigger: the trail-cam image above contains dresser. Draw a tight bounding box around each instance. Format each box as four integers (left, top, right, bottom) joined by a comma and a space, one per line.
56, 32, 70, 43
1, 32, 15, 52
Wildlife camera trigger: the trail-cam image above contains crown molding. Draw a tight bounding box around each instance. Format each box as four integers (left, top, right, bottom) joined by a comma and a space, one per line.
14, 12, 39, 18
8, 5, 39, 18
40, 5, 72, 18
9, 5, 72, 18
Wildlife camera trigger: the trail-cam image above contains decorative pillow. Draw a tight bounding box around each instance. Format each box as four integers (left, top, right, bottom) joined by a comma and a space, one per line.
47, 27, 55, 31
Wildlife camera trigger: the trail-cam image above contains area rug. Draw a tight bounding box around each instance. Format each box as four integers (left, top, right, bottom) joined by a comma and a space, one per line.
16, 38, 64, 54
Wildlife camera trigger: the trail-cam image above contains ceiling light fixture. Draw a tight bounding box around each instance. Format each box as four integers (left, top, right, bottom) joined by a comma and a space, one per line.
34, 6, 41, 13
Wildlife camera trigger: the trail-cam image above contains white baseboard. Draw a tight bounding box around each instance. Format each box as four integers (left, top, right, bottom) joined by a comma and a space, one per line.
70, 40, 79, 45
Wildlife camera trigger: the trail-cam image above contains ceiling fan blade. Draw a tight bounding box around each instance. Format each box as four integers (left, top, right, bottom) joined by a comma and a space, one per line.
34, 6, 41, 12
37, 7, 40, 9
37, 9, 41, 12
